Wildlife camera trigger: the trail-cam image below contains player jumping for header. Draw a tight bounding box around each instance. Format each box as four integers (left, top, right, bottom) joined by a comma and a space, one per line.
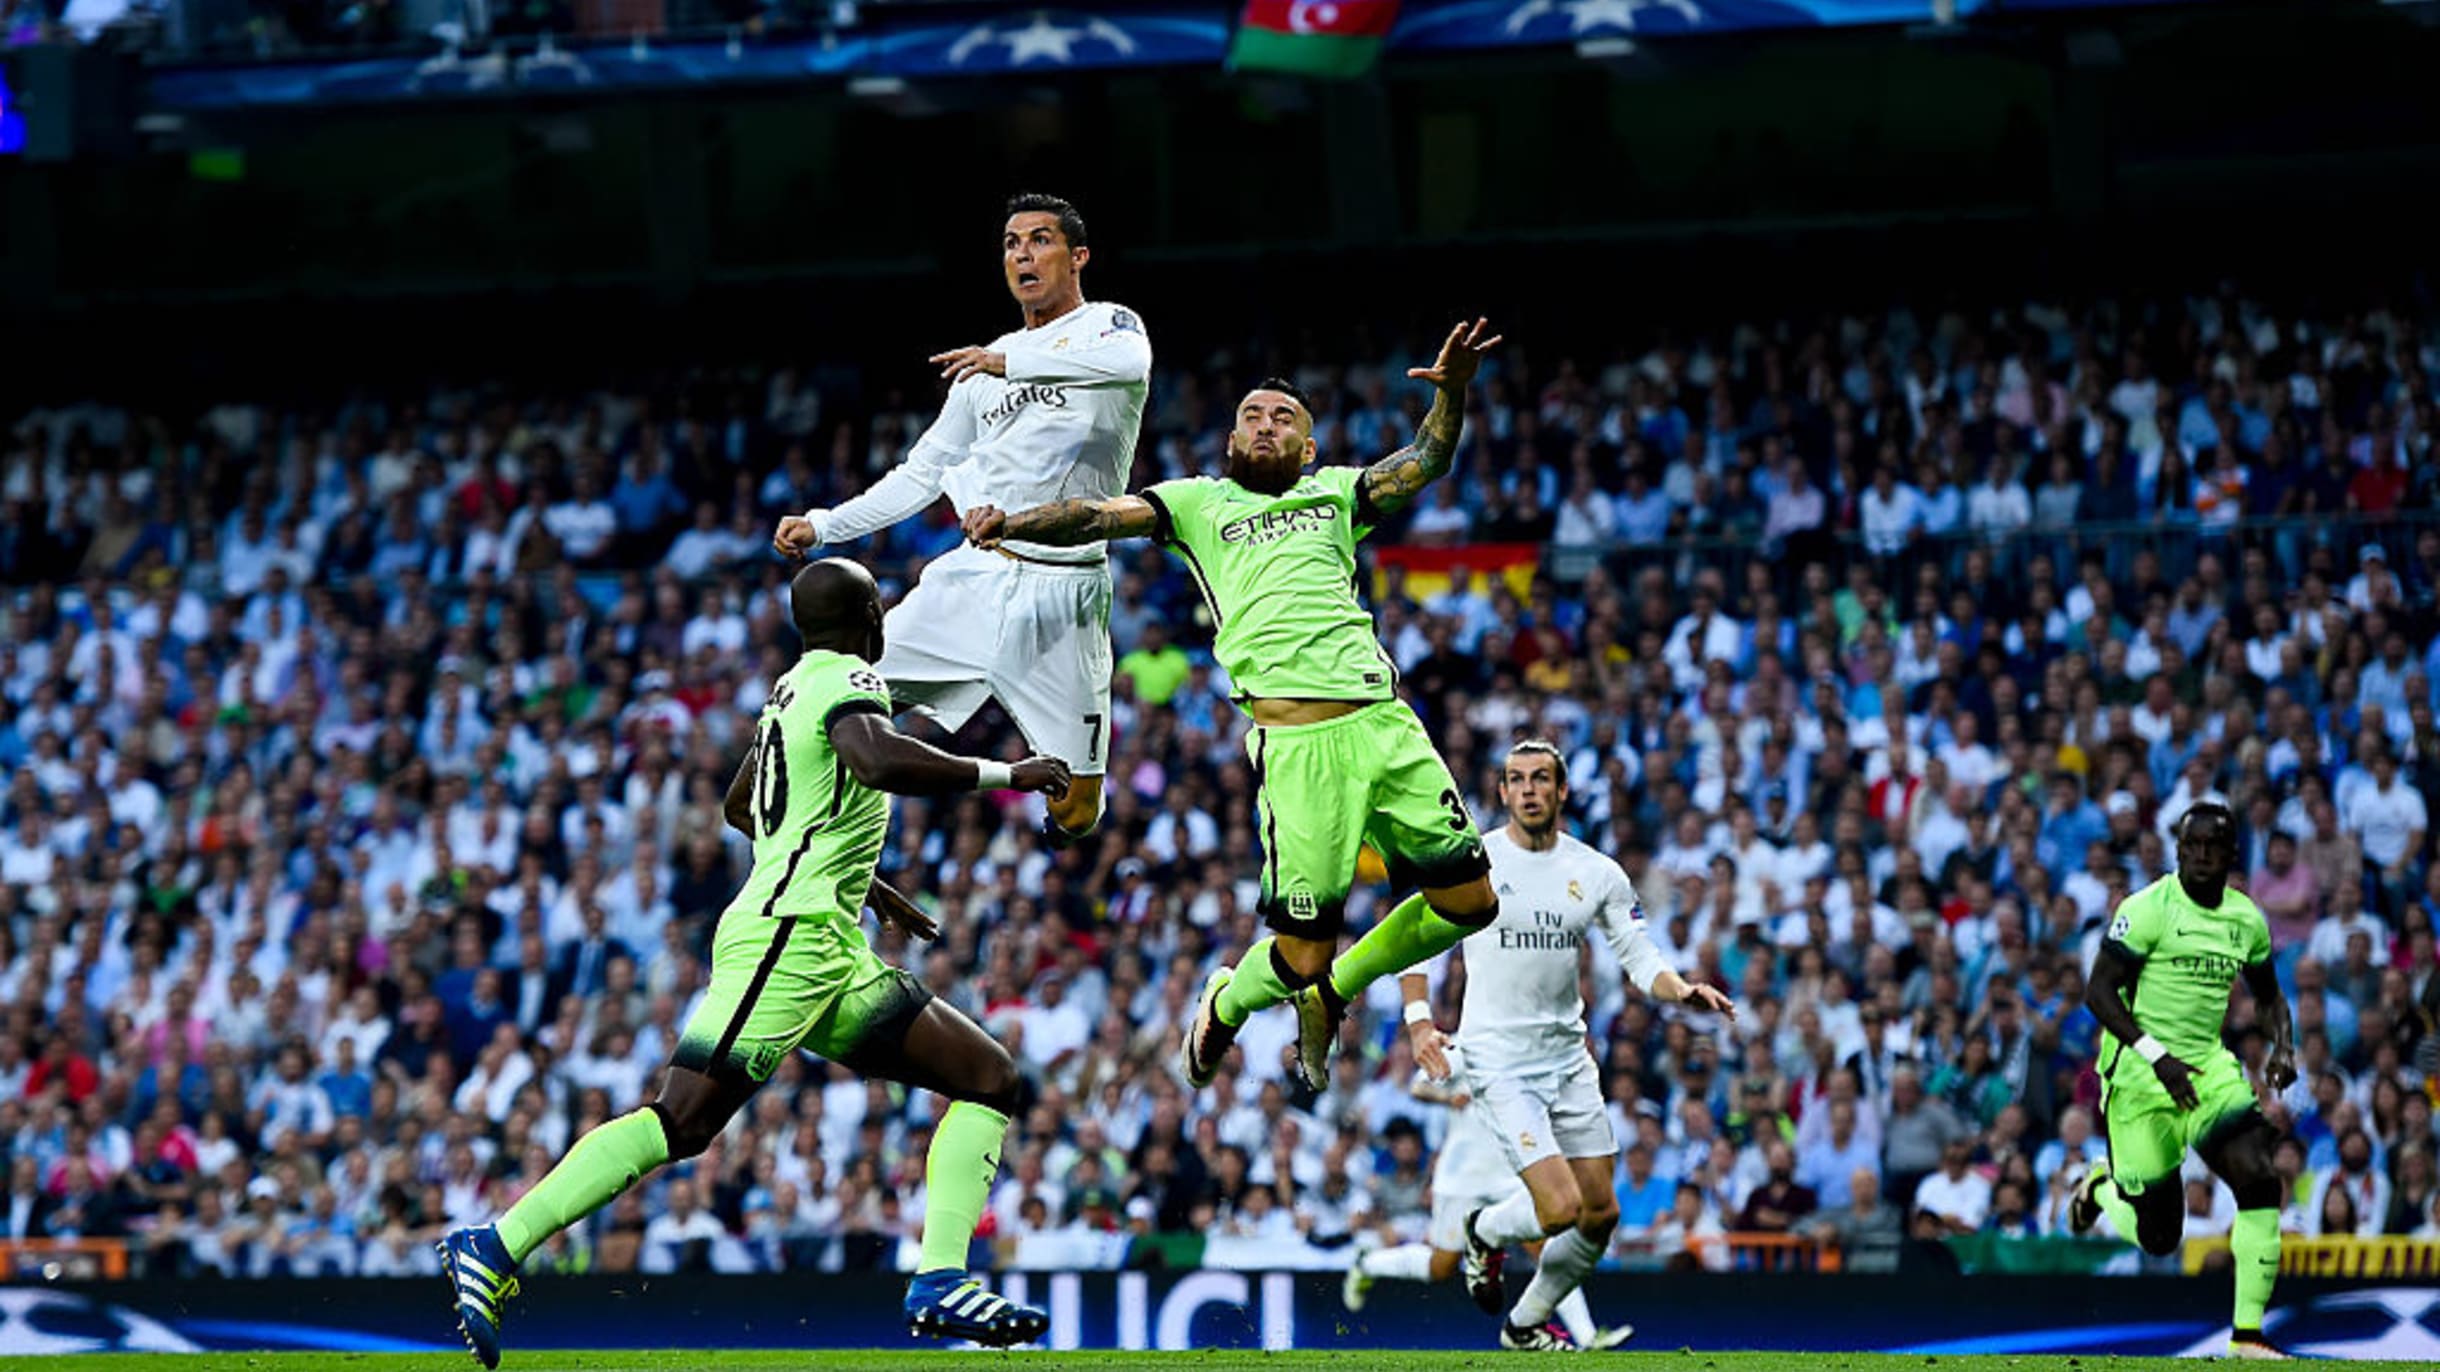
1411, 740, 1734, 1350
774, 193, 1148, 852
964, 318, 1504, 1093
2070, 799, 2298, 1359
440, 560, 1071, 1367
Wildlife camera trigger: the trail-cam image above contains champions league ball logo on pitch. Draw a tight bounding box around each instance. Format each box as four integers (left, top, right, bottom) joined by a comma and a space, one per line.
0, 1288, 199, 1355
2172, 1288, 2440, 1360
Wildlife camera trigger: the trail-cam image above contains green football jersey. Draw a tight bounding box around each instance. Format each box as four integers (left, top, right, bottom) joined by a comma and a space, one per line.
1142, 465, 1398, 703
724, 649, 892, 925
2101, 873, 2273, 1074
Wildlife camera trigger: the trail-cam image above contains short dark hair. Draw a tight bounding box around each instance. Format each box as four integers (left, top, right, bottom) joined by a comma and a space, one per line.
1506, 738, 1569, 788
2174, 799, 2236, 843
1005, 192, 1087, 249
1251, 376, 1315, 415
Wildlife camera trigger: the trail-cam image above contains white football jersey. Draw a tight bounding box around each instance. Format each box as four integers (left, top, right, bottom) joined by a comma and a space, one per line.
1458, 827, 1668, 1074
813, 300, 1151, 564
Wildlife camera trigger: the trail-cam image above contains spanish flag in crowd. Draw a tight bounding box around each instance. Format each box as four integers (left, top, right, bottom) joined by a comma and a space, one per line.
1230, 1, 1403, 78
1371, 542, 1542, 605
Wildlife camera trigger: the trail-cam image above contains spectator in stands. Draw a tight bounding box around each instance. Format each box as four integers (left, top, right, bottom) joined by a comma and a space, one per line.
1795, 1098, 1879, 1210
1613, 1137, 1673, 1245
2309, 1129, 2391, 1239
1117, 621, 1190, 710
1736, 1139, 1817, 1235
1911, 1137, 1992, 1237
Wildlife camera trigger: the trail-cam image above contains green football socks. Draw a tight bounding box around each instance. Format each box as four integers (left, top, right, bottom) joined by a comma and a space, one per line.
497, 1107, 671, 1264
1214, 939, 1300, 1027
1328, 893, 1479, 1004
2231, 1207, 2280, 1331
917, 1101, 1011, 1274
2092, 1167, 2142, 1243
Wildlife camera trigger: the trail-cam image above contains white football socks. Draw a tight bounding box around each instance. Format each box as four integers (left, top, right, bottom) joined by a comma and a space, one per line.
1510, 1227, 1603, 1327
1359, 1243, 1435, 1282
1474, 1190, 1545, 1247
1554, 1287, 1597, 1344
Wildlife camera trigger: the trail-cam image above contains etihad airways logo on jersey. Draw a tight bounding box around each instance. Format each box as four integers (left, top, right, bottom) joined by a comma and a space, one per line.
1498, 908, 1580, 952
1220, 504, 1339, 545
982, 382, 1068, 427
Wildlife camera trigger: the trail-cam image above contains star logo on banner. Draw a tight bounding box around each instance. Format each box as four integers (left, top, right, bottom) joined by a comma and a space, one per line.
1505, 0, 1703, 36
948, 10, 1139, 67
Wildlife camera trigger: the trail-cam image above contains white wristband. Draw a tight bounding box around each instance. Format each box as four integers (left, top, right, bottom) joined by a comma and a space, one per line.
2133, 1034, 2168, 1065
975, 761, 1013, 791
1403, 1001, 1434, 1027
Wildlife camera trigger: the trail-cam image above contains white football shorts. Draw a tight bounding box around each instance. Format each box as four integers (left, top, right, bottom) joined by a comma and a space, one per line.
878, 543, 1114, 777
1462, 1049, 1619, 1172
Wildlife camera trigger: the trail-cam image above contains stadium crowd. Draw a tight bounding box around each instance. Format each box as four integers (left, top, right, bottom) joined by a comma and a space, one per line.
2, 286, 2439, 1281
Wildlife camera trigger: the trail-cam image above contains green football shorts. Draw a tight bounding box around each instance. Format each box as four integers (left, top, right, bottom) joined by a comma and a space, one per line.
2100, 1048, 2262, 1194
1247, 699, 1490, 938
673, 909, 931, 1085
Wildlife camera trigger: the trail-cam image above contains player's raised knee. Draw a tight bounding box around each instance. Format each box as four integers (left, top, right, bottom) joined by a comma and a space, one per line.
1422, 871, 1499, 929
1272, 934, 1334, 984
968, 1040, 1024, 1115
657, 1102, 724, 1161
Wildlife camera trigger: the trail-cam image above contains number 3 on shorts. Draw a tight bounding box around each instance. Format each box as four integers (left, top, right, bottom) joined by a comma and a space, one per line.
1436, 787, 1470, 833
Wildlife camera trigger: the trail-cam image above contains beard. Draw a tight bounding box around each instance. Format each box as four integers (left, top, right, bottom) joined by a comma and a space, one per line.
1225, 434, 1300, 495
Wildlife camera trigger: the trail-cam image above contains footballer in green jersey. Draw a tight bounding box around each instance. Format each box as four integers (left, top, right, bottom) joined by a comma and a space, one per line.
2071, 800, 2299, 1360
964, 318, 1507, 1095
442, 559, 1071, 1366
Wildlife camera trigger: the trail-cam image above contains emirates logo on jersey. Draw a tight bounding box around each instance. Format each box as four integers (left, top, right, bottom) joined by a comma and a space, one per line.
982, 382, 1069, 426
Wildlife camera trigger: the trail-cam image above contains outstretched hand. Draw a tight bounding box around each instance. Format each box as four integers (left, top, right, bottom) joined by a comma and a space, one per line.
1407, 317, 1503, 393
1682, 983, 1739, 1022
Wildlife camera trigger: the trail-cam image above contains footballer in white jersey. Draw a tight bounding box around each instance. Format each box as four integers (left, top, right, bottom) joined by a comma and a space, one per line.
774, 193, 1148, 843
1404, 740, 1735, 1350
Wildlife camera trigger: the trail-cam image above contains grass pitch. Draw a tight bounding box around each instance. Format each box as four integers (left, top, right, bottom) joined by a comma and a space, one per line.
27, 1352, 2223, 1372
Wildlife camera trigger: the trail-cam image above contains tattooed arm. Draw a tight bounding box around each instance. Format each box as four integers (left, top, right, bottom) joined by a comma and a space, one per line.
1356, 317, 1504, 524
963, 496, 1159, 549
1358, 388, 1465, 524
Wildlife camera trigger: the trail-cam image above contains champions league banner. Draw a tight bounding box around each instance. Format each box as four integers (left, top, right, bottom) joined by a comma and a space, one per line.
6, 1273, 2440, 1359
1388, 0, 1987, 51
148, 0, 1995, 112
146, 7, 1234, 111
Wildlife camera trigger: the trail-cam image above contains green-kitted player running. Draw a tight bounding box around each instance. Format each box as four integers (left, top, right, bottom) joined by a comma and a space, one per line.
2070, 799, 2299, 1360
441, 559, 1072, 1367
965, 317, 1506, 1092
